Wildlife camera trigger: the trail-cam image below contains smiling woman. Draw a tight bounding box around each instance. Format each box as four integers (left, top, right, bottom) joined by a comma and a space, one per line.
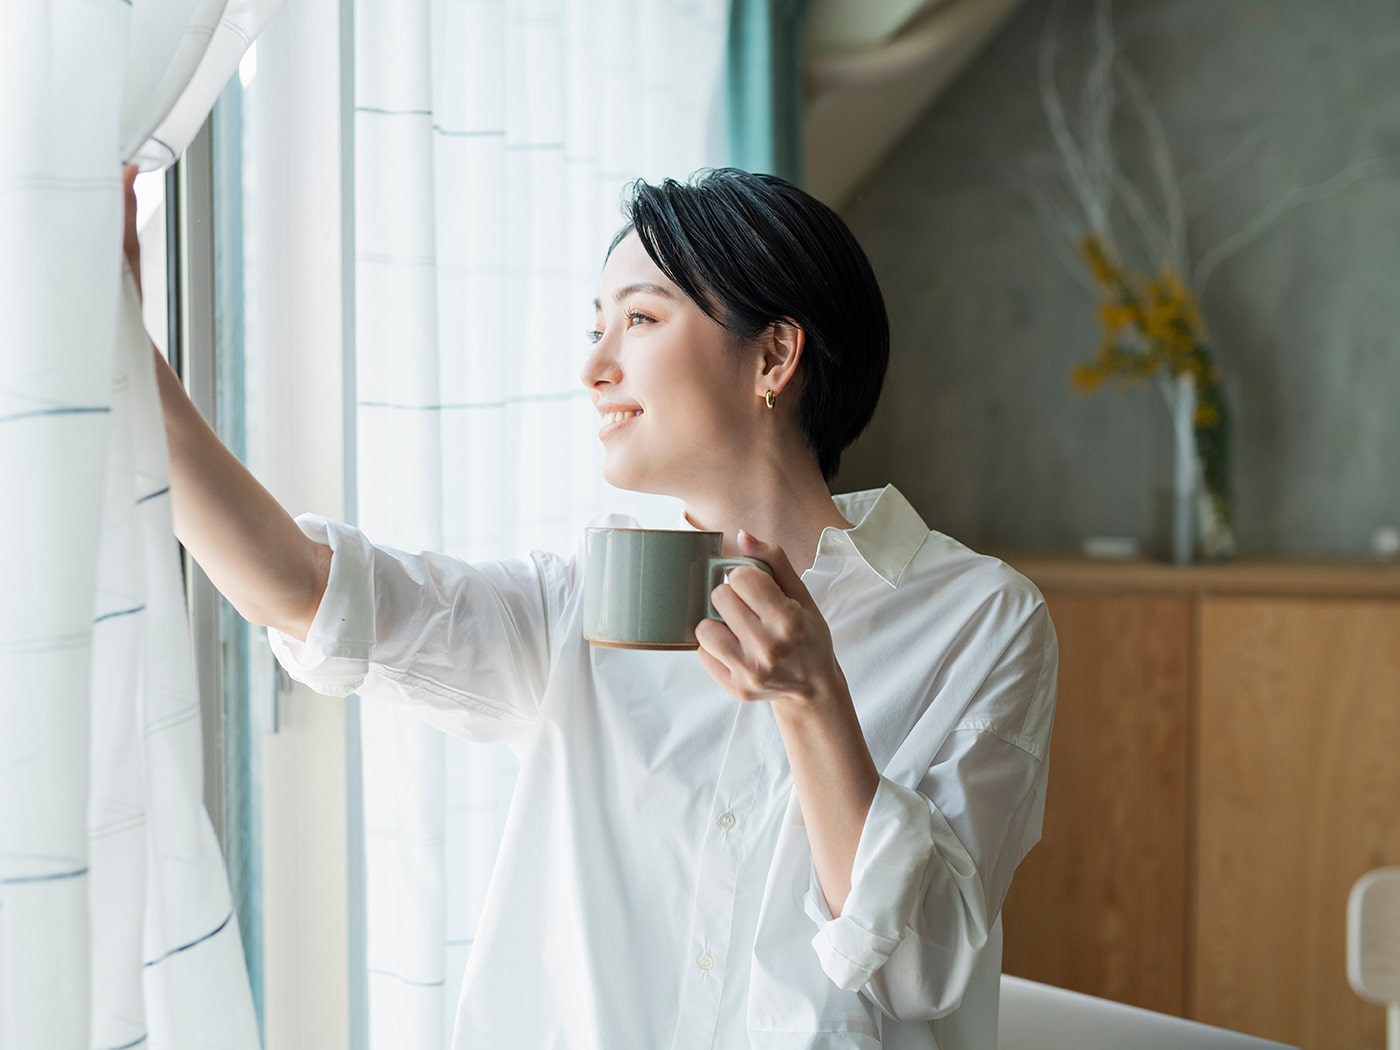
586, 233, 762, 497
168, 166, 1058, 1050
582, 171, 890, 529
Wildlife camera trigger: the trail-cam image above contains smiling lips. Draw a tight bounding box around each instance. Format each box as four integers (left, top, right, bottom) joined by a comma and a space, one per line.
598, 408, 642, 438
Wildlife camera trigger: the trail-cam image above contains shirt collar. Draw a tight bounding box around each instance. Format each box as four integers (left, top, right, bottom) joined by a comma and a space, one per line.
824, 485, 929, 588
677, 485, 929, 588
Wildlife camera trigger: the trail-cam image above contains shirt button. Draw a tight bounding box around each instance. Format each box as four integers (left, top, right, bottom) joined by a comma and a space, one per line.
696, 952, 715, 971
717, 811, 736, 830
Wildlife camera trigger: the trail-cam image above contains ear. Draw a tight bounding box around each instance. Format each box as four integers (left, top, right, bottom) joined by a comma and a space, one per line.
755, 319, 805, 399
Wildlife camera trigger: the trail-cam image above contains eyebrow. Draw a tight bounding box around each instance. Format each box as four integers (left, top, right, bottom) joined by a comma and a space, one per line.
593, 281, 677, 311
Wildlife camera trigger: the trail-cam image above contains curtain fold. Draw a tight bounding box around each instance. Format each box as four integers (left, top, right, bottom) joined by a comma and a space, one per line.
348, 1, 728, 1044
0, 2, 282, 1046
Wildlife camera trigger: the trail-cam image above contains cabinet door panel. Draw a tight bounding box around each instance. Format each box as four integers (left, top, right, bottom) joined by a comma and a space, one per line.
1195, 597, 1400, 1049
1001, 591, 1191, 1014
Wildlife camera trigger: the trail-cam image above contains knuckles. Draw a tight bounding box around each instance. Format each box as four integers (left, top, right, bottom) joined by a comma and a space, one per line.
736, 668, 767, 699
771, 605, 803, 642
750, 646, 779, 677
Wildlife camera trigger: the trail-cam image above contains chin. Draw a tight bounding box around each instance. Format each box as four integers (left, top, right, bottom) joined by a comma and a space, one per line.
601, 454, 678, 498
600, 455, 646, 494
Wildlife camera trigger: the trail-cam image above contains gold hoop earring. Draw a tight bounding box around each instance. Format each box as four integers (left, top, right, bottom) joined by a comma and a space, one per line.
763, 390, 776, 410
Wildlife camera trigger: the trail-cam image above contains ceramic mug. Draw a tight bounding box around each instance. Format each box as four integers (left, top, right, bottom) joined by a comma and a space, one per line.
582, 527, 771, 650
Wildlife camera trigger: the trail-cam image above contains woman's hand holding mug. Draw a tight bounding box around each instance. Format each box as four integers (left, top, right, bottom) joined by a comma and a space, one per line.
696, 531, 849, 716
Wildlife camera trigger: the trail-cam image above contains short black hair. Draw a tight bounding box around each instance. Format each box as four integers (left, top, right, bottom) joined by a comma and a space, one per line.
611, 168, 889, 481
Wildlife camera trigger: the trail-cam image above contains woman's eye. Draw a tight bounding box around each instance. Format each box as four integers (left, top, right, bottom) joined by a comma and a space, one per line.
585, 328, 603, 345
626, 311, 653, 326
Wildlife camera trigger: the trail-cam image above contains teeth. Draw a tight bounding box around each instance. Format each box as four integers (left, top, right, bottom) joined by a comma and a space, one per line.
603, 410, 641, 425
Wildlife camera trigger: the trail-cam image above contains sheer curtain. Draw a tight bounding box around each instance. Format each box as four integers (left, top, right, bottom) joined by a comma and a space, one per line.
0, 2, 281, 1047
347, 1, 728, 1045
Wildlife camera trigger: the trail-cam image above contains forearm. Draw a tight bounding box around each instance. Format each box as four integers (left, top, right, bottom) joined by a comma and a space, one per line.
153, 345, 330, 638
774, 673, 880, 918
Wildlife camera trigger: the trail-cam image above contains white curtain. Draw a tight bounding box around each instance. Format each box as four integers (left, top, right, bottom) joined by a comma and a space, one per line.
349, 0, 728, 1044
0, 2, 282, 1047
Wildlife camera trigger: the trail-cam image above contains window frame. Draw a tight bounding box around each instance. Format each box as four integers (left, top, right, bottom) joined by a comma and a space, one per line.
156, 108, 267, 1036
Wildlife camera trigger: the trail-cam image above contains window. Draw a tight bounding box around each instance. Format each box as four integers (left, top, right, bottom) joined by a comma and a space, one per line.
130, 103, 267, 1038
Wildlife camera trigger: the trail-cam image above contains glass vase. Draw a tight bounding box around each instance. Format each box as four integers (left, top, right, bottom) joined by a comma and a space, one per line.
1166, 371, 1236, 564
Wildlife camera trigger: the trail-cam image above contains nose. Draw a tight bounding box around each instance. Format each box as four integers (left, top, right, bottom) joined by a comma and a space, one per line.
580, 331, 621, 392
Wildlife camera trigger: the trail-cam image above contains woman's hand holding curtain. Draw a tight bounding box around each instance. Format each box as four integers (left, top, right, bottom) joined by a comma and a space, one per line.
122, 165, 142, 299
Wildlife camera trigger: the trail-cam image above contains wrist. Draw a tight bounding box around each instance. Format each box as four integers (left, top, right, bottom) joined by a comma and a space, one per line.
773, 667, 856, 732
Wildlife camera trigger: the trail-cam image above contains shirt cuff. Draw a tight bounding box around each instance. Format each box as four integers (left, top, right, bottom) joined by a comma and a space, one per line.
266, 515, 377, 697
804, 776, 936, 991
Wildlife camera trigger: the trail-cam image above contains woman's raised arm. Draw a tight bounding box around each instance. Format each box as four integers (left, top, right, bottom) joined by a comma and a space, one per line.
127, 166, 331, 640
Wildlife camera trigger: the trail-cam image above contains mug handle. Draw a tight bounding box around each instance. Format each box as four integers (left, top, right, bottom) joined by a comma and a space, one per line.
705, 557, 772, 620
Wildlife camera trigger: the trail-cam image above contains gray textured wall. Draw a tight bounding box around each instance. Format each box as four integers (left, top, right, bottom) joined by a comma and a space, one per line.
833, 0, 1400, 556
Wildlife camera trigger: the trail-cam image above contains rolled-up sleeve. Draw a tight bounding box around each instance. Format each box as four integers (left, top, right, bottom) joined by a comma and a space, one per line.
804, 601, 1058, 1020
268, 514, 569, 742
268, 516, 377, 696
804, 775, 941, 989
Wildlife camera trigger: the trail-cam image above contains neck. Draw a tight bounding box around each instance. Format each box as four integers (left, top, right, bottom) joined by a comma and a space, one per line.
682, 455, 851, 574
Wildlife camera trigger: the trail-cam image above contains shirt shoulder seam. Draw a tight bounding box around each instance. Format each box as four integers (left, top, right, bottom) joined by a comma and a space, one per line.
948, 722, 1046, 762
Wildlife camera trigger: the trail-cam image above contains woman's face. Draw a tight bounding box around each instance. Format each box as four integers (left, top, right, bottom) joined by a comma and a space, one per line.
581, 231, 760, 497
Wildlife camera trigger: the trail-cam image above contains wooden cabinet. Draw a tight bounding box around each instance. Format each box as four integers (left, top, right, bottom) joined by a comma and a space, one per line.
999, 594, 1192, 1014
1195, 597, 1400, 1047
996, 557, 1400, 1050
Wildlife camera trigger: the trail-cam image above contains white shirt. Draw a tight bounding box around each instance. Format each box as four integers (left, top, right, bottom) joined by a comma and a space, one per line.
270, 486, 1057, 1050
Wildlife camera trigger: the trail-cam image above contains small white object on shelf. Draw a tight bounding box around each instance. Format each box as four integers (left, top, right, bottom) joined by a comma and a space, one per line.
1081, 536, 1141, 560
1373, 525, 1400, 562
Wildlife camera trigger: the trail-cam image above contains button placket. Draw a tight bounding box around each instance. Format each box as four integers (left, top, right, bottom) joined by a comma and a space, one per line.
669, 703, 778, 1049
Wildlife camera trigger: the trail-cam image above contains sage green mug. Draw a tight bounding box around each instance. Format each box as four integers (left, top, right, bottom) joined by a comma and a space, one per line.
583, 527, 771, 650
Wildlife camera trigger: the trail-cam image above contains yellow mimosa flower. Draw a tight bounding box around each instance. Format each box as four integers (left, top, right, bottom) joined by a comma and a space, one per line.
1096, 300, 1137, 333
1079, 235, 1116, 287
1070, 363, 1106, 393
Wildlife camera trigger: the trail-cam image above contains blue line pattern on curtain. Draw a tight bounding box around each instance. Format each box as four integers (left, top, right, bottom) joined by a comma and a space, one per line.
358, 391, 585, 411
94, 605, 147, 624
142, 912, 235, 968
1, 867, 90, 885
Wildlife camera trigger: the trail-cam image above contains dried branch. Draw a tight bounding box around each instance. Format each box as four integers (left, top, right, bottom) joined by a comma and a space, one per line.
1025, 165, 1101, 293
1193, 155, 1397, 298
1030, 0, 1394, 314
1037, 1, 1111, 238
1181, 123, 1279, 217
1111, 157, 1173, 269
1117, 61, 1186, 272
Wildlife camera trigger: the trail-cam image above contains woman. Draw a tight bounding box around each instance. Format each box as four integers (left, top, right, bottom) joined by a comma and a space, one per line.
133, 166, 1057, 1049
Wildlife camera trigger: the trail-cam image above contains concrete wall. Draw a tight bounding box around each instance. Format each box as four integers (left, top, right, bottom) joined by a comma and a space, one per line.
833, 0, 1400, 556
